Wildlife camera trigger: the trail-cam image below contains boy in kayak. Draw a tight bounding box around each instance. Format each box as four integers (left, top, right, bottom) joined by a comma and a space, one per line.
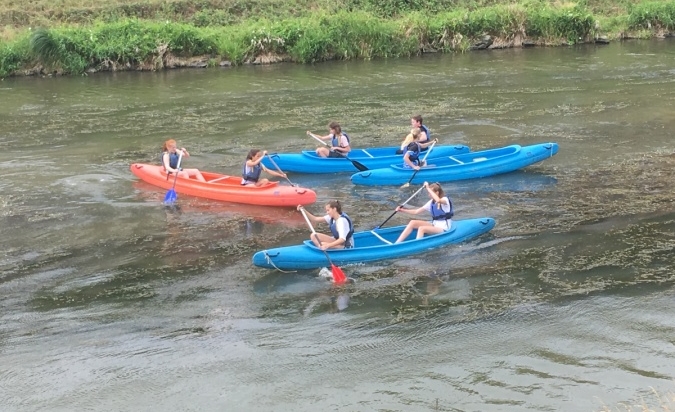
161, 139, 206, 182
309, 122, 351, 158
394, 182, 453, 243
396, 115, 432, 154
297, 200, 354, 250
242, 149, 287, 186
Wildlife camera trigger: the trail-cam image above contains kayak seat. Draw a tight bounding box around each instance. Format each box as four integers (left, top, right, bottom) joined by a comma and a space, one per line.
370, 231, 393, 244
361, 149, 375, 158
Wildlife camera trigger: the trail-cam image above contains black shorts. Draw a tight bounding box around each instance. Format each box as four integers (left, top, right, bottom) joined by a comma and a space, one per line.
328, 151, 344, 158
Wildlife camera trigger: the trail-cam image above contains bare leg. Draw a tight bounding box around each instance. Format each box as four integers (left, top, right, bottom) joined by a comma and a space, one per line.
255, 178, 271, 186
310, 232, 343, 249
316, 147, 330, 158
415, 225, 445, 239
182, 168, 206, 182
395, 220, 433, 243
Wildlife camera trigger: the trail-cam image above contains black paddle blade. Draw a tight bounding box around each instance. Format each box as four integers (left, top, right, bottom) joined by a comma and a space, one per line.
351, 160, 368, 172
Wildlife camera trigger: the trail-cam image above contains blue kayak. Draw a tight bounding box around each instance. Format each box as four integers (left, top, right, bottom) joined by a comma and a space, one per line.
350, 142, 558, 186
261, 145, 471, 174
252, 217, 495, 270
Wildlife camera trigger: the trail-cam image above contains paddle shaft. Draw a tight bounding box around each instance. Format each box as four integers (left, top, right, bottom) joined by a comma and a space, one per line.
402, 141, 436, 187
163, 152, 183, 203
307, 132, 368, 171
170, 152, 183, 186
375, 185, 426, 229
265, 154, 296, 186
299, 208, 340, 267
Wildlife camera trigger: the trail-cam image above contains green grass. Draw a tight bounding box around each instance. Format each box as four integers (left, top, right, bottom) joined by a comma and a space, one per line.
1, 0, 675, 77
0, 0, 650, 31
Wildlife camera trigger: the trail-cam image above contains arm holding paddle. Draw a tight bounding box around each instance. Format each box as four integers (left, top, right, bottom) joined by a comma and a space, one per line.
309, 121, 351, 158
396, 182, 442, 215
162, 148, 188, 174
243, 149, 288, 186
161, 139, 206, 182
395, 182, 452, 243
420, 138, 437, 150
307, 131, 351, 155
297, 205, 325, 224
298, 203, 348, 284
297, 202, 350, 250
306, 124, 368, 171
255, 151, 287, 179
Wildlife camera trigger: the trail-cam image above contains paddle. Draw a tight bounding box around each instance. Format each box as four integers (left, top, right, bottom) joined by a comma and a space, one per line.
401, 140, 436, 189
299, 207, 348, 284
374, 185, 426, 230
266, 154, 297, 186
163, 151, 183, 204
306, 131, 369, 172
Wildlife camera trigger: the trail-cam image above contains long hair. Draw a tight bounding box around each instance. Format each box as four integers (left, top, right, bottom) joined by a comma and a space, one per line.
429, 183, 444, 198
162, 139, 176, 152
401, 128, 421, 147
328, 121, 342, 135
326, 199, 343, 214
246, 149, 261, 160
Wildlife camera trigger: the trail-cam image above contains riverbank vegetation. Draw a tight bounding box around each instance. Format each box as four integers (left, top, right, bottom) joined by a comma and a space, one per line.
1, 0, 675, 77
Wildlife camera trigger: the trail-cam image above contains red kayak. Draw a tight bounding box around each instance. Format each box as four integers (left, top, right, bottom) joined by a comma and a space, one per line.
130, 164, 316, 207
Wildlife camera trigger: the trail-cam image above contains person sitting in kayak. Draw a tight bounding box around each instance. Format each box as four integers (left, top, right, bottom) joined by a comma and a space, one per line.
242, 149, 287, 186
411, 115, 431, 147
161, 139, 206, 182
396, 115, 432, 154
309, 122, 351, 158
403, 131, 437, 170
297, 200, 354, 249
394, 182, 454, 243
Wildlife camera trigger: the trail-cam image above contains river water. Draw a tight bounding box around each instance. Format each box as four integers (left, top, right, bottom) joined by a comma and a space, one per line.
1, 40, 674, 411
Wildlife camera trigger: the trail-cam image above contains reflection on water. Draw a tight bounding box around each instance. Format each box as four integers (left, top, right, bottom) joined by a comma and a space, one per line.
1, 41, 675, 412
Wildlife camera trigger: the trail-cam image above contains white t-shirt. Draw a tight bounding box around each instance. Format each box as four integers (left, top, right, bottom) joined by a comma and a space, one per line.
323, 215, 354, 247
423, 197, 452, 230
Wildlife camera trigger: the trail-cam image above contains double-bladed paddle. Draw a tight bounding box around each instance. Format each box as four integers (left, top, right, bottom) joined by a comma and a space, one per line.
401, 140, 437, 189
299, 207, 348, 284
306, 131, 369, 172
374, 185, 426, 230
266, 154, 297, 186
163, 152, 183, 204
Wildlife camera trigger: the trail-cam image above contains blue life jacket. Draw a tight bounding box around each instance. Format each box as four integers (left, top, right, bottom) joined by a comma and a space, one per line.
331, 133, 350, 148
405, 142, 422, 166
329, 213, 354, 248
161, 152, 181, 169
420, 125, 431, 142
431, 199, 454, 221
242, 162, 262, 182
420, 125, 432, 151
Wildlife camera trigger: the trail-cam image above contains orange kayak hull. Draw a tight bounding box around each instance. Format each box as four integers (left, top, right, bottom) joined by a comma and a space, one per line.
130, 164, 316, 207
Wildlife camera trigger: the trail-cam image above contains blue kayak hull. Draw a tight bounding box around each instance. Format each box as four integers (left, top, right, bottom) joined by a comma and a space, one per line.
261, 145, 470, 174
252, 217, 495, 270
350, 143, 558, 186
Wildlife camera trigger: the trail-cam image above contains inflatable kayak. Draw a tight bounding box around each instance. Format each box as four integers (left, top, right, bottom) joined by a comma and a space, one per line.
350, 143, 558, 186
130, 164, 316, 206
261, 144, 471, 174
252, 217, 495, 270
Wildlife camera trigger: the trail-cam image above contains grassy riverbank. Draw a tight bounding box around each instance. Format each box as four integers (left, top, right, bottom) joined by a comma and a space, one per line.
1, 0, 675, 77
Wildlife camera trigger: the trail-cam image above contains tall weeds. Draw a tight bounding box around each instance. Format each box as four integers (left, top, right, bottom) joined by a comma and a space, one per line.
0, 0, 674, 77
